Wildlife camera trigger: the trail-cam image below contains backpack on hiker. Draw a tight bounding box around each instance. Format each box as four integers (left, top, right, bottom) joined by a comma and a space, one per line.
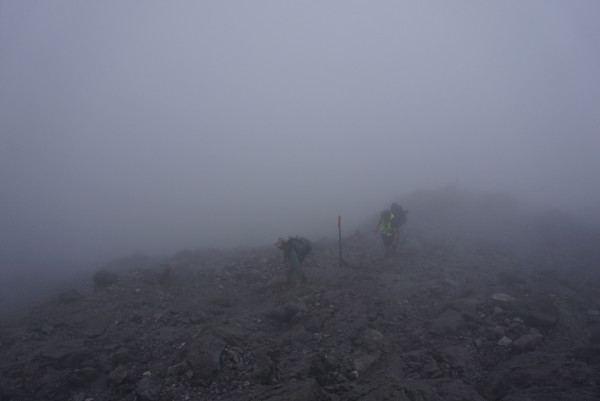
289, 236, 312, 259
391, 203, 408, 228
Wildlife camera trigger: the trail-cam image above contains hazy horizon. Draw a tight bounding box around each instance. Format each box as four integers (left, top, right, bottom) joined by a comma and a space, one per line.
2, 1, 599, 274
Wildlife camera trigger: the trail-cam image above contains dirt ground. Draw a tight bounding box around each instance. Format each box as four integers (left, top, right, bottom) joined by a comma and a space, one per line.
2, 189, 600, 400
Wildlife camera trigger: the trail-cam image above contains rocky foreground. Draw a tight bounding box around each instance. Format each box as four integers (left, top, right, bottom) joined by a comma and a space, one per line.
1, 192, 600, 400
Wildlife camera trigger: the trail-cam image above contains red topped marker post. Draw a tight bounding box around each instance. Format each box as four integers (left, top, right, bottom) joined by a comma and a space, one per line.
338, 215, 342, 267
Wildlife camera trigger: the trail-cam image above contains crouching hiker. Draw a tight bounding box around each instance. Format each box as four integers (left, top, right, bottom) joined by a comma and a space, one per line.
275, 236, 312, 287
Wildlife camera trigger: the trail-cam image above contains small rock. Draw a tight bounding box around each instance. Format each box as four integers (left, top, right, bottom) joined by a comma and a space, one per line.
354, 353, 379, 373
83, 313, 111, 338
512, 334, 544, 352
498, 336, 512, 347
108, 366, 128, 384
423, 359, 442, 377
167, 361, 189, 377
493, 306, 504, 317
266, 300, 306, 322
517, 299, 559, 328
430, 309, 465, 335
492, 293, 516, 302
136, 375, 164, 401
493, 325, 505, 338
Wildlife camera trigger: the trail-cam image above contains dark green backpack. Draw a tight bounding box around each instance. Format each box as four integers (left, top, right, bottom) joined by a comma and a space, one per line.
289, 236, 312, 258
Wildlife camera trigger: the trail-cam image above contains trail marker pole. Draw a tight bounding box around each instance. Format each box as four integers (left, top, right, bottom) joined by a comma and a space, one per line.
338, 215, 342, 267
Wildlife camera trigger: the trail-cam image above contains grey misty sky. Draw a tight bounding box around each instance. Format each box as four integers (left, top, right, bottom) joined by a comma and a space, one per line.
1, 1, 599, 265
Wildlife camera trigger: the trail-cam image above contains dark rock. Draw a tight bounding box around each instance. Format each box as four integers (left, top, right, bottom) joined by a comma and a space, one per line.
515, 298, 559, 328
422, 358, 442, 377
352, 379, 445, 400
166, 361, 190, 377
500, 388, 599, 401
38, 339, 90, 366
491, 293, 517, 303
186, 345, 220, 384
111, 347, 135, 365
483, 352, 593, 400
279, 351, 321, 380
58, 289, 84, 304
440, 344, 471, 371
353, 352, 380, 374
435, 379, 487, 401
571, 344, 600, 365
303, 314, 323, 332
402, 348, 431, 362
0, 372, 8, 400
448, 297, 481, 320
155, 264, 172, 285
429, 309, 465, 335
93, 269, 118, 288
512, 333, 544, 352
82, 313, 112, 338
220, 346, 245, 370
2, 196, 599, 400
492, 306, 504, 317
108, 365, 129, 384
588, 323, 600, 344
246, 353, 277, 385
497, 336, 512, 347
135, 374, 164, 401
266, 300, 306, 322
234, 378, 328, 401
69, 367, 101, 387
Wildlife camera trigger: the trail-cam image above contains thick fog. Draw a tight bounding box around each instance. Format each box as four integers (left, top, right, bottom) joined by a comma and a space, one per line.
1, 1, 600, 277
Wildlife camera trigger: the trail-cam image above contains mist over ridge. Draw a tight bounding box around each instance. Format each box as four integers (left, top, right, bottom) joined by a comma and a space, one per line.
3, 5, 600, 398
1, 1, 600, 282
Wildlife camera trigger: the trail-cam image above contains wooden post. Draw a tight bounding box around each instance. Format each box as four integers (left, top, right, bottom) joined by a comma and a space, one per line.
338, 215, 342, 267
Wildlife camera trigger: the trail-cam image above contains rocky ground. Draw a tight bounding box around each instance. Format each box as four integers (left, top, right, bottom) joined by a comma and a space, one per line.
1, 189, 600, 400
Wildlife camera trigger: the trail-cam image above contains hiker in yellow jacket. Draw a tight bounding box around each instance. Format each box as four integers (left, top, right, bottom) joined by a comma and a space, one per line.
374, 210, 396, 257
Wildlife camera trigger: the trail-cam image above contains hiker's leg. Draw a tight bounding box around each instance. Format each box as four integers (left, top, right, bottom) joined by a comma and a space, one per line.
382, 234, 393, 257
285, 268, 294, 286
299, 266, 307, 283
294, 264, 305, 284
